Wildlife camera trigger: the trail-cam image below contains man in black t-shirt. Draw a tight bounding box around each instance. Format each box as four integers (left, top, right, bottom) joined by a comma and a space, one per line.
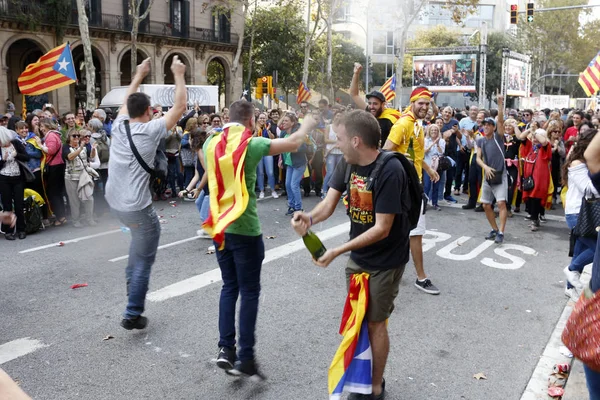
291, 110, 409, 400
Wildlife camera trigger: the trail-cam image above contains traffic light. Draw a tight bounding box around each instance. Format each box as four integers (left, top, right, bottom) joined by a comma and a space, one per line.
527, 3, 534, 23
255, 77, 263, 98
267, 76, 273, 98
261, 76, 269, 98
510, 4, 518, 24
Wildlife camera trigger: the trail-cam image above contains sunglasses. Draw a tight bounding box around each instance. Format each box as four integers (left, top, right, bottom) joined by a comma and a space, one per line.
71, 134, 81, 138
202, 121, 210, 125
84, 135, 91, 138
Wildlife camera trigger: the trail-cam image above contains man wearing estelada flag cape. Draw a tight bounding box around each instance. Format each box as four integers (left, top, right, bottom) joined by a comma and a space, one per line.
292, 110, 412, 399
203, 99, 318, 380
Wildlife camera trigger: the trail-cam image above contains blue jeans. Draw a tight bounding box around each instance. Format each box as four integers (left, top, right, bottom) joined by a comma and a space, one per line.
216, 233, 265, 361
438, 170, 446, 202
182, 166, 195, 189
257, 155, 275, 192
167, 157, 183, 194
423, 172, 442, 206
286, 165, 304, 210
565, 214, 597, 289
113, 205, 161, 319
586, 362, 600, 399
195, 191, 210, 223
323, 153, 343, 194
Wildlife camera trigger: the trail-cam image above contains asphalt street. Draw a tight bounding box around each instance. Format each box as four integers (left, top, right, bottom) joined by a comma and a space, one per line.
1, 193, 572, 400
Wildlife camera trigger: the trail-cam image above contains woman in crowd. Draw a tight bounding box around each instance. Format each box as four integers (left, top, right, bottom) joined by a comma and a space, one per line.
561, 129, 598, 300
25, 114, 39, 137
39, 118, 67, 226
0, 126, 30, 239
88, 118, 110, 210
503, 118, 523, 216
62, 129, 98, 228
165, 123, 183, 198
280, 112, 309, 216
222, 112, 230, 125
547, 120, 566, 206
17, 121, 49, 224
520, 128, 552, 231
423, 124, 446, 211
180, 118, 198, 189
254, 112, 278, 199
209, 113, 222, 129
322, 110, 345, 198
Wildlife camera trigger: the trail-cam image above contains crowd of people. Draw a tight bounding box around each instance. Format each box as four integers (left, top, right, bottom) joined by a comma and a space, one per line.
2, 55, 600, 399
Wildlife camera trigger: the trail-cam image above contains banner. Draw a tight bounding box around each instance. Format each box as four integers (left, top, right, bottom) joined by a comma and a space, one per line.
412, 54, 477, 93
539, 95, 570, 110
507, 59, 527, 97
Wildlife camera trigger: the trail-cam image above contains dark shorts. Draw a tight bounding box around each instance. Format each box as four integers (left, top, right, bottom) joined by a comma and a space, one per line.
345, 258, 405, 322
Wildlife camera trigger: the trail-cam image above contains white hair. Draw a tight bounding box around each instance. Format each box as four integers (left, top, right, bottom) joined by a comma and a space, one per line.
0, 126, 14, 146
535, 128, 547, 138
93, 109, 106, 121
88, 118, 104, 132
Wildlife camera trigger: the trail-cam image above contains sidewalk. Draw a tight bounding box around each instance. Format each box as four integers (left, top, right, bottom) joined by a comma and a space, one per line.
563, 359, 588, 400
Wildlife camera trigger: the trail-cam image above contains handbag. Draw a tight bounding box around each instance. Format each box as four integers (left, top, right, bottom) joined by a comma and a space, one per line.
437, 155, 451, 171
16, 159, 35, 183
124, 120, 168, 181
522, 176, 535, 191
573, 192, 600, 238
562, 286, 600, 371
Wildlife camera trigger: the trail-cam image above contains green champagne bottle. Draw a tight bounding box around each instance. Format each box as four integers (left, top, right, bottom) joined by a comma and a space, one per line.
303, 230, 327, 260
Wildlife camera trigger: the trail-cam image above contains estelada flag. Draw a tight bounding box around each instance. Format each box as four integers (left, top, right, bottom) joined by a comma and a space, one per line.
578, 51, 600, 97
202, 125, 254, 249
329, 273, 372, 399
297, 81, 312, 104
380, 75, 396, 102
18, 43, 77, 96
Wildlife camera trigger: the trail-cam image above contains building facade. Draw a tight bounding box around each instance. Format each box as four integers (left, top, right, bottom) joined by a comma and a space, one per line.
0, 0, 244, 114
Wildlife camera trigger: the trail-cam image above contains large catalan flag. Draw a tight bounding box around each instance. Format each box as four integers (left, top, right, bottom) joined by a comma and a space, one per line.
297, 81, 312, 104
578, 51, 600, 97
329, 273, 372, 399
380, 75, 396, 102
202, 125, 254, 249
18, 43, 77, 96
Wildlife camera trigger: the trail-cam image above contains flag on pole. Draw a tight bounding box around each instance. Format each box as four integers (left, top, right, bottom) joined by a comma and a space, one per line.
297, 81, 312, 104
578, 51, 600, 97
18, 43, 77, 96
202, 125, 253, 250
379, 75, 396, 102
328, 273, 372, 399
21, 96, 27, 119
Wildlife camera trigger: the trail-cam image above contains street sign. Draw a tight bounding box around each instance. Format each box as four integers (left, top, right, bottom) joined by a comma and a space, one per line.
279, 95, 284, 101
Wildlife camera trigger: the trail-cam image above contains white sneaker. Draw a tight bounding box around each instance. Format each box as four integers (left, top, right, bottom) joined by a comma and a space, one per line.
272, 191, 279, 199
564, 266, 584, 290
208, 245, 216, 252
196, 229, 211, 239
259, 191, 265, 199
565, 287, 580, 302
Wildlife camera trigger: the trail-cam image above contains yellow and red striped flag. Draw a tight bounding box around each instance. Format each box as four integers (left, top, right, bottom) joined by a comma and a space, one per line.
202, 125, 254, 249
18, 43, 77, 96
297, 81, 312, 104
380, 75, 396, 102
578, 51, 600, 97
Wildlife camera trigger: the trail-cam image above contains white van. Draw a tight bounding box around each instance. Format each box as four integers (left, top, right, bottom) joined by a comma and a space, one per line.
100, 84, 219, 113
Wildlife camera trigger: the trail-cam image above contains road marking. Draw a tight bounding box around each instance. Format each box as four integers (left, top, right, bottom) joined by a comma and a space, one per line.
147, 222, 350, 302
0, 338, 48, 365
108, 235, 203, 263
438, 201, 566, 221
19, 229, 122, 254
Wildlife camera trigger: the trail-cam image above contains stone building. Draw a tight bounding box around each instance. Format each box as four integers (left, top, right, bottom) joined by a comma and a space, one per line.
0, 0, 244, 114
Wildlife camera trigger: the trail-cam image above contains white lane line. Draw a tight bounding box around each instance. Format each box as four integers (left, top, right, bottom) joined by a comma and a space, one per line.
439, 201, 566, 221
0, 338, 49, 365
108, 235, 203, 263
19, 229, 122, 254
147, 222, 350, 302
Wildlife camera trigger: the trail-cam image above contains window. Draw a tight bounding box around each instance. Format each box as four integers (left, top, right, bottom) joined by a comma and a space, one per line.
372, 31, 394, 55
333, 5, 351, 21
416, 3, 495, 28
212, 8, 230, 42
173, 0, 182, 32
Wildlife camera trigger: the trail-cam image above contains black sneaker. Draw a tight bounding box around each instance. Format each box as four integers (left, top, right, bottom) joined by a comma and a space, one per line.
414, 278, 440, 295
485, 230, 497, 240
494, 232, 504, 244
524, 215, 534, 221
474, 205, 484, 212
285, 207, 295, 216
462, 203, 476, 210
226, 359, 266, 382
539, 215, 547, 223
348, 378, 386, 400
216, 346, 236, 371
120, 316, 148, 330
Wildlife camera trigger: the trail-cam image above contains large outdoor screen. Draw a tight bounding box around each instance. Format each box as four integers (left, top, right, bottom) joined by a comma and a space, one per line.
507, 59, 527, 97
412, 54, 477, 92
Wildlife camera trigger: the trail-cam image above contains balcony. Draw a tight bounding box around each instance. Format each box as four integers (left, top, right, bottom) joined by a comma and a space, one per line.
0, 3, 237, 47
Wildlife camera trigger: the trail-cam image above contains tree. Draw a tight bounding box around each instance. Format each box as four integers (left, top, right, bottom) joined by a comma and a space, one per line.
74, 0, 96, 111
127, 0, 155, 78
302, 0, 325, 85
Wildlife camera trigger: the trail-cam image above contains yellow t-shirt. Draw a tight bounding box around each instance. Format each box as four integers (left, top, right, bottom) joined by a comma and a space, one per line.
387, 111, 425, 180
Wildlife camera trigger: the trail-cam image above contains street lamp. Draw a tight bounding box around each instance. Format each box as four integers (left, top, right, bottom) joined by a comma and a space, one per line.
333, 19, 369, 93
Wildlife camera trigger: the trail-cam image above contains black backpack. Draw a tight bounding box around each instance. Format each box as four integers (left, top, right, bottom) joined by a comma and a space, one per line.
23, 196, 43, 234
344, 150, 425, 230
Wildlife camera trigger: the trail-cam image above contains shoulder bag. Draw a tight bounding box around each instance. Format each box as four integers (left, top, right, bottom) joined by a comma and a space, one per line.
124, 120, 168, 181
573, 190, 600, 238
16, 159, 35, 183
562, 285, 600, 371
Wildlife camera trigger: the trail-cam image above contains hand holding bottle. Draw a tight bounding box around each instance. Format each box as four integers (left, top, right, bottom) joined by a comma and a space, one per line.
291, 211, 310, 237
